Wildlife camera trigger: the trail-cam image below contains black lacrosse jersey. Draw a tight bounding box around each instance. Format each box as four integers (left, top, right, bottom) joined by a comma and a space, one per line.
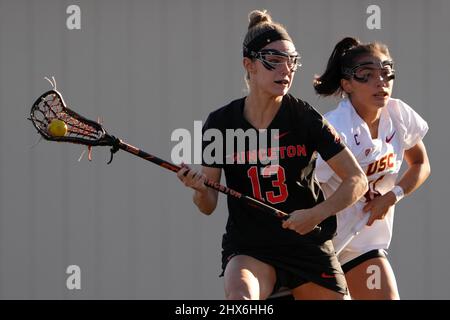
202, 94, 345, 251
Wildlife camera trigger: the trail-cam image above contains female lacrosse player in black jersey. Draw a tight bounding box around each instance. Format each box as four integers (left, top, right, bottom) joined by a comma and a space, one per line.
177, 10, 368, 300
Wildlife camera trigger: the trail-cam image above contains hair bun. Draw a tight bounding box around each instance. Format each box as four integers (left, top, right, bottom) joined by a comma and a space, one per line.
248, 9, 272, 29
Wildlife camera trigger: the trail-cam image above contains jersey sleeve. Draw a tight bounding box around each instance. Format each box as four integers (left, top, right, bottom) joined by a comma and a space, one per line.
307, 106, 346, 161
397, 100, 429, 150
202, 112, 225, 168
315, 153, 335, 183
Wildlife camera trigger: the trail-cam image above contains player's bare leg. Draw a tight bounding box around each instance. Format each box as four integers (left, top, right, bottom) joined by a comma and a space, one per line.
223, 255, 276, 300
345, 257, 400, 299
291, 281, 346, 300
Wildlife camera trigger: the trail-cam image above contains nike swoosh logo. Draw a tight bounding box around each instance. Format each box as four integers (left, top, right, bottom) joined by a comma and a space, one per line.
320, 272, 336, 279
386, 131, 396, 143
273, 131, 289, 140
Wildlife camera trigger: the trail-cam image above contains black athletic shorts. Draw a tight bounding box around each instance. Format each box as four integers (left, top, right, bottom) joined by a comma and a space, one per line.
341, 249, 387, 273
221, 239, 348, 295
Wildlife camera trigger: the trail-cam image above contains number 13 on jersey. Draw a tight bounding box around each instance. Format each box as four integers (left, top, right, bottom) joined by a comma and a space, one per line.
247, 165, 289, 204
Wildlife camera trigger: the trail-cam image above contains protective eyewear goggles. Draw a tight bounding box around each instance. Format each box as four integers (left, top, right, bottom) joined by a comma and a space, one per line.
342, 60, 395, 83
249, 49, 302, 72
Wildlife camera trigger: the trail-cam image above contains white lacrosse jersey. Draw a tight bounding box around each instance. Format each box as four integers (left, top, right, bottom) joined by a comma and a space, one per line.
315, 98, 428, 258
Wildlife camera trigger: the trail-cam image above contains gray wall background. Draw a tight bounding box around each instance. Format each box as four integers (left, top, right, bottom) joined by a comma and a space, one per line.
0, 0, 447, 299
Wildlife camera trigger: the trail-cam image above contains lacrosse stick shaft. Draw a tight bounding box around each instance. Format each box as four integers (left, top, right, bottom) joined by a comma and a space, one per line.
335, 214, 370, 255
29, 88, 292, 220
117, 140, 289, 219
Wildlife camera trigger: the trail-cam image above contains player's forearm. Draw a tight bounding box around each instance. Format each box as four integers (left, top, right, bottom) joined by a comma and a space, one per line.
193, 189, 218, 215
395, 162, 431, 197
316, 173, 368, 219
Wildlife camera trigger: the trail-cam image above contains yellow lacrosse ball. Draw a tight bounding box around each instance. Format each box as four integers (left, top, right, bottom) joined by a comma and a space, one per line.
48, 119, 68, 137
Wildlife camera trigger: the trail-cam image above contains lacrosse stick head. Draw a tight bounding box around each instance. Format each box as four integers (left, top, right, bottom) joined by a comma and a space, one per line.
29, 90, 114, 146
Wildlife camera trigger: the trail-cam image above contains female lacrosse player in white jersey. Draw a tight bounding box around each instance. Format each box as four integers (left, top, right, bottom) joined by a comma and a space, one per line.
314, 37, 431, 299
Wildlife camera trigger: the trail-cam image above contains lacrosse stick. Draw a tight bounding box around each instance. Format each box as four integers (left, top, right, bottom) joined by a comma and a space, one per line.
29, 86, 297, 221
334, 213, 370, 255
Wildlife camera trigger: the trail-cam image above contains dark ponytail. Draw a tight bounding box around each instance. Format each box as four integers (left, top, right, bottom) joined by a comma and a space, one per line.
314, 37, 360, 96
